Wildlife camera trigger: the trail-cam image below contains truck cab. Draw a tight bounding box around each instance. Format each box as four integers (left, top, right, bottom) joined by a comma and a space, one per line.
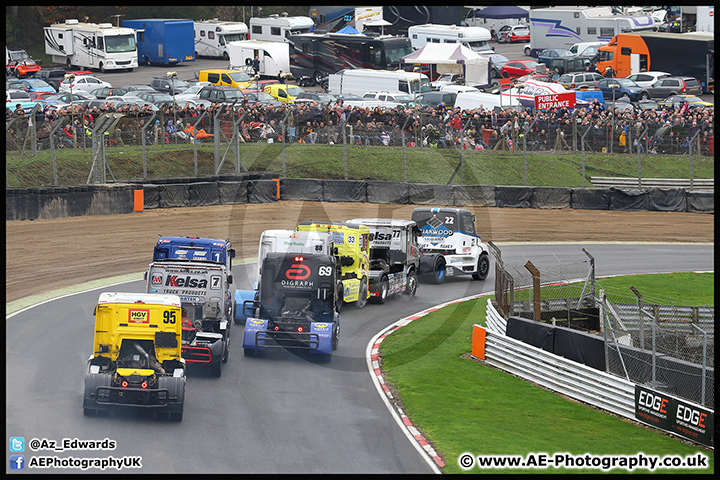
242, 252, 340, 359
344, 218, 421, 303
83, 292, 186, 420
234, 229, 335, 324
297, 221, 370, 308
411, 207, 490, 281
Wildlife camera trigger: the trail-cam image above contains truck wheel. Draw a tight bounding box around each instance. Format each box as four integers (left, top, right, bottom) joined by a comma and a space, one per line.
210, 360, 222, 377
430, 256, 446, 284
372, 276, 389, 304
404, 271, 418, 297
332, 324, 339, 351
222, 331, 230, 364
355, 278, 368, 309
321, 81, 329, 93
83, 372, 111, 417
524, 46, 531, 56
335, 282, 344, 313
313, 70, 324, 86
472, 253, 490, 280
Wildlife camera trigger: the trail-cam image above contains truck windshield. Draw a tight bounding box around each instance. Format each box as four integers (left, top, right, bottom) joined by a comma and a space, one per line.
596, 50, 613, 62
384, 42, 414, 64
105, 34, 136, 53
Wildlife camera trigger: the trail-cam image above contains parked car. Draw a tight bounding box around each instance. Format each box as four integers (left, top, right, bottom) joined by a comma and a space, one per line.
639, 76, 702, 100
6, 89, 43, 113
134, 91, 175, 106
89, 87, 129, 99
9, 58, 42, 78
241, 89, 283, 107
593, 78, 643, 101
546, 56, 593, 76
537, 48, 573, 67
124, 85, 157, 94
150, 76, 189, 95
500, 60, 541, 79
34, 68, 66, 92
486, 53, 509, 78
198, 85, 246, 104
7, 78, 56, 94
263, 83, 304, 104
59, 75, 111, 94
625, 71, 670, 88
558, 71, 603, 90
515, 73, 555, 84
414, 91, 457, 110
568, 41, 606, 58
27, 91, 57, 102
657, 95, 713, 110
361, 91, 415, 107
174, 82, 212, 103
495, 24, 530, 43
293, 91, 338, 105
430, 73, 462, 90
44, 92, 96, 104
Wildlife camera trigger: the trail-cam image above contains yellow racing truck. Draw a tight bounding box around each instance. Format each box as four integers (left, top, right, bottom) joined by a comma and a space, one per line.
297, 221, 370, 308
83, 292, 187, 421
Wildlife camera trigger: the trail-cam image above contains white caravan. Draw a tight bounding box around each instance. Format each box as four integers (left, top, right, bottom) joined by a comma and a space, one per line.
527, 6, 655, 57
327, 68, 430, 98
44, 19, 138, 72
407, 24, 493, 54
249, 15, 314, 43
194, 20, 248, 59
227, 40, 290, 77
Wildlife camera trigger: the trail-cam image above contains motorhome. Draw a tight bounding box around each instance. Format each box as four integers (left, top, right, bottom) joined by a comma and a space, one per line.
227, 40, 290, 78
249, 15, 314, 43
526, 6, 655, 57
44, 19, 138, 72
289, 31, 414, 85
194, 20, 248, 59
327, 68, 430, 98
407, 24, 493, 54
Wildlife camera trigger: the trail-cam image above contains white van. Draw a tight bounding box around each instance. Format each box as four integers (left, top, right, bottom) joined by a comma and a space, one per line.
454, 91, 511, 111
408, 24, 493, 54
327, 68, 431, 98
568, 41, 606, 58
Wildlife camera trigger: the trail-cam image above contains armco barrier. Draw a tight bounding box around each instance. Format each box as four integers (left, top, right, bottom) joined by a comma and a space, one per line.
6, 179, 713, 221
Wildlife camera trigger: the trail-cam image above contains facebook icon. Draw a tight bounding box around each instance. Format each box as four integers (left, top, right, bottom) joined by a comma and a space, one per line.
10, 455, 25, 470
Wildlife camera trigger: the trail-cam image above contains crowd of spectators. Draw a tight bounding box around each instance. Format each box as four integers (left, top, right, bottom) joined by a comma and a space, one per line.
7, 94, 715, 156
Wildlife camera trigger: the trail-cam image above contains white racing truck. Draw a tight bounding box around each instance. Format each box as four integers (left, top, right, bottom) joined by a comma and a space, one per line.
146, 261, 232, 377
411, 207, 490, 281
234, 229, 336, 323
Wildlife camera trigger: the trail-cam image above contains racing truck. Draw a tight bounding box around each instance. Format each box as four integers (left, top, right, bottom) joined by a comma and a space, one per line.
153, 235, 236, 319
411, 207, 490, 281
297, 221, 370, 308
146, 261, 231, 377
241, 252, 340, 359
344, 218, 427, 303
83, 292, 186, 421
234, 229, 336, 324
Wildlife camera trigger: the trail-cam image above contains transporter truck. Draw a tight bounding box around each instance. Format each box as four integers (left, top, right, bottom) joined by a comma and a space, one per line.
146, 261, 231, 377
411, 207, 490, 281
83, 292, 186, 421
242, 252, 340, 359
297, 221, 371, 308
234, 229, 335, 324
122, 19, 196, 65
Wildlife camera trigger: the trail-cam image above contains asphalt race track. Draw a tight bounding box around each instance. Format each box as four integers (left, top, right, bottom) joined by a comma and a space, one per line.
5, 243, 713, 473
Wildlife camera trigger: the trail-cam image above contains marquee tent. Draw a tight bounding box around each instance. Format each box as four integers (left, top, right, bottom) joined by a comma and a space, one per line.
401, 43, 490, 87
471, 6, 529, 19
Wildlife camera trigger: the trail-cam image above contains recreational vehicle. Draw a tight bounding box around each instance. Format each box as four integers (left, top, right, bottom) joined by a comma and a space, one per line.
227, 40, 290, 78
408, 24, 493, 54
288, 31, 414, 85
526, 6, 655, 57
44, 19, 138, 72
249, 15, 314, 43
194, 20, 249, 59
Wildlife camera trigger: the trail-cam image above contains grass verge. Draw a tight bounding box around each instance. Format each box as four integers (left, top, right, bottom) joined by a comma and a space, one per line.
379, 273, 714, 474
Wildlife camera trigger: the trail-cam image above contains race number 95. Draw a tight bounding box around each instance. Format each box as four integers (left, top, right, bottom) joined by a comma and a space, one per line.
163, 310, 177, 324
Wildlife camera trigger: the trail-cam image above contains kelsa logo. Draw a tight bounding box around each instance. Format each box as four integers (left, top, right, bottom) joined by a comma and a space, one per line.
165, 275, 208, 288
286, 264, 311, 280
128, 308, 150, 323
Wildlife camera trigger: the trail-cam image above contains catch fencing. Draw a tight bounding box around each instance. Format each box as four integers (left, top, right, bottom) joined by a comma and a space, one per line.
489, 243, 714, 410
6, 105, 714, 189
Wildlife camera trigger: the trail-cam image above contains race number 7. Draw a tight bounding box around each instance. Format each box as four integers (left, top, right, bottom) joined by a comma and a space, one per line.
211, 275, 222, 289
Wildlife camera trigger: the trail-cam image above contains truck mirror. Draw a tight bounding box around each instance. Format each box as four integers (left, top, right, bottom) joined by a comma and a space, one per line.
143, 271, 147, 280
333, 246, 339, 255
229, 248, 236, 258
227, 275, 233, 285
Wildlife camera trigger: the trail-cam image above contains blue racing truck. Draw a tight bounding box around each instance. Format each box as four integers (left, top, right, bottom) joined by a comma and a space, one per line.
123, 19, 195, 65
241, 252, 340, 360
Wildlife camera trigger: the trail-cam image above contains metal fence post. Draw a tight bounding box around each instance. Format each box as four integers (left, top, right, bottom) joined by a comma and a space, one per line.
637, 127, 648, 187
49, 117, 67, 186
689, 129, 701, 189
343, 122, 348, 180
141, 113, 157, 180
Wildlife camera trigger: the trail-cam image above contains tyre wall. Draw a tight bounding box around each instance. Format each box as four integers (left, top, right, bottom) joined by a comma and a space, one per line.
6, 178, 713, 221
